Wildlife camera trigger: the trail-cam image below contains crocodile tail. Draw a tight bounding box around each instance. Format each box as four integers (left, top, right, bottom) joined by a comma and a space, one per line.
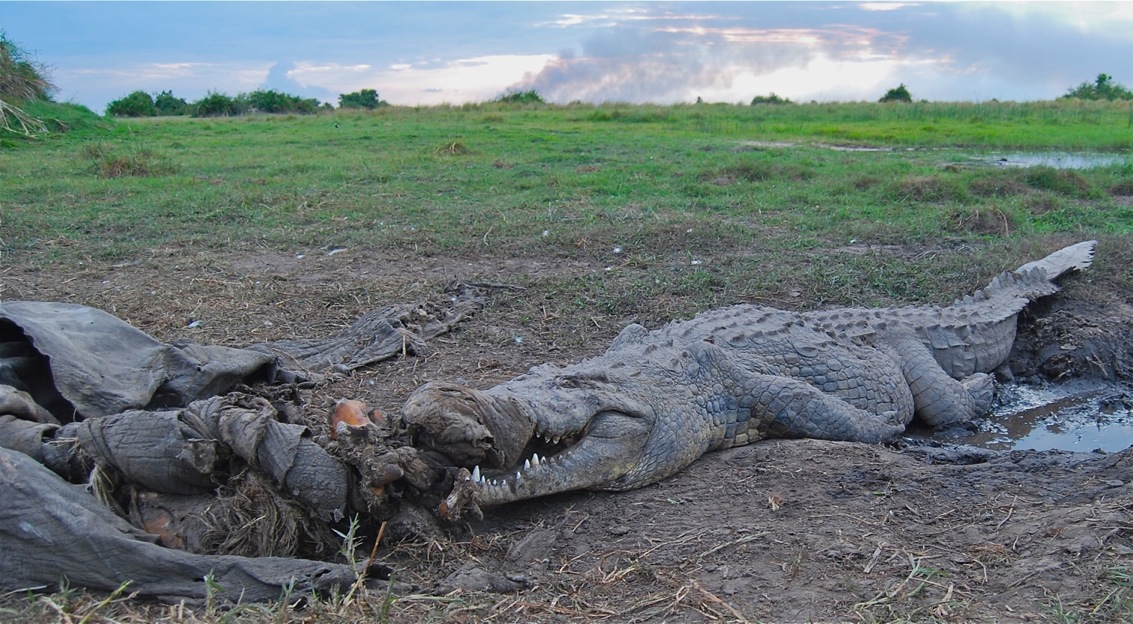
1014, 239, 1096, 280
957, 240, 1097, 308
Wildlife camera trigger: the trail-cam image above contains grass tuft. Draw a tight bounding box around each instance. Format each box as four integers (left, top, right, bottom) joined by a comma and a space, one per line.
1025, 166, 1093, 198
80, 141, 175, 178
433, 140, 470, 156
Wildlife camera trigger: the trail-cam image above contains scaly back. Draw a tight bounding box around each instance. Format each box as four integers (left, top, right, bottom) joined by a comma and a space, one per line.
806, 241, 1096, 378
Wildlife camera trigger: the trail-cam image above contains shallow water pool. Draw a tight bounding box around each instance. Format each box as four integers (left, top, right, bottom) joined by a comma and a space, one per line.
985, 152, 1130, 170
913, 379, 1133, 452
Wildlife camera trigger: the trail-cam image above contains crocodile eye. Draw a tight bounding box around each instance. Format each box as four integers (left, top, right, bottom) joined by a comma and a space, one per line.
555, 375, 581, 389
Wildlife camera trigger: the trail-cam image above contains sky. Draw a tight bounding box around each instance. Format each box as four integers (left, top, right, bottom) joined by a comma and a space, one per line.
2, 1, 1132, 114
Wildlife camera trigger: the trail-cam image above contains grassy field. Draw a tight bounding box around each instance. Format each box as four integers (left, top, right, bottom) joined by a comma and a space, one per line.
2, 100, 1133, 623
4, 100, 1133, 314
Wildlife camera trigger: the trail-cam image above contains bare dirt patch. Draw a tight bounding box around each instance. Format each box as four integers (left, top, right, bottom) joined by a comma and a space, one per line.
3, 243, 1132, 622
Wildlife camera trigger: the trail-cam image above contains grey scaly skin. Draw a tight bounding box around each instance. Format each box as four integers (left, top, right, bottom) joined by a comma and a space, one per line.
403, 241, 1096, 509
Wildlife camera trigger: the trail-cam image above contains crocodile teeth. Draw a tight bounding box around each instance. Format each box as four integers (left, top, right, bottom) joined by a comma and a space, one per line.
471, 465, 482, 483
524, 459, 531, 470
532, 453, 542, 465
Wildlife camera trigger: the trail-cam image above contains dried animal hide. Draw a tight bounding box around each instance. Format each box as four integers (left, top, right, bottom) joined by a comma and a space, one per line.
0, 283, 484, 423
0, 447, 356, 602
249, 281, 485, 372
73, 394, 352, 520
0, 286, 484, 601
0, 301, 281, 421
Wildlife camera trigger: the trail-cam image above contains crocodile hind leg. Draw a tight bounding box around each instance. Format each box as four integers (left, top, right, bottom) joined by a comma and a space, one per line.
884, 332, 995, 427
738, 374, 909, 444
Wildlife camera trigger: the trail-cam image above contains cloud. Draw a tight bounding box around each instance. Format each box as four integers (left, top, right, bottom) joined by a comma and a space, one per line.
858, 2, 914, 12
375, 54, 558, 104
508, 2, 1133, 104
259, 61, 338, 104
278, 55, 557, 105
508, 18, 906, 103
18, 1, 1133, 112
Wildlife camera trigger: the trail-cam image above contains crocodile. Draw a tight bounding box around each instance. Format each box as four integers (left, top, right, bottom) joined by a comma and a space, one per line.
402, 241, 1096, 511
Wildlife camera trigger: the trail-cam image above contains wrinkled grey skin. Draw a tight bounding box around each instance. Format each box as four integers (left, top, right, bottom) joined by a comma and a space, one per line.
404, 242, 1096, 508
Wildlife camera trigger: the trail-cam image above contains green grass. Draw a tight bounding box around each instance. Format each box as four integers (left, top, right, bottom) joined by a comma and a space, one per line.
2, 100, 1131, 268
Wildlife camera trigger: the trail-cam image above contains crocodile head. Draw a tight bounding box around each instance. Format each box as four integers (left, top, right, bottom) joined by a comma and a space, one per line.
402, 344, 718, 510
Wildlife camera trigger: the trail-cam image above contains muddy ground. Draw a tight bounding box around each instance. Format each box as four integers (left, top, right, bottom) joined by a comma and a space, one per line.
3, 241, 1132, 622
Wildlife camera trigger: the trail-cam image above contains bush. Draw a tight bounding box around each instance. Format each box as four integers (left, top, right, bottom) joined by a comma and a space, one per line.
242, 89, 320, 114
338, 88, 386, 109
154, 91, 189, 116
183, 90, 320, 117
192, 92, 243, 117
495, 90, 545, 105
751, 93, 792, 105
106, 90, 156, 117
1061, 73, 1133, 101
879, 84, 913, 103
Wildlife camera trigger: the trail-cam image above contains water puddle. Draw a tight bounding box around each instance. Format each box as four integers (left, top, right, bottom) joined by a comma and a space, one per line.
911, 380, 1133, 452
987, 152, 1130, 169
735, 141, 1129, 170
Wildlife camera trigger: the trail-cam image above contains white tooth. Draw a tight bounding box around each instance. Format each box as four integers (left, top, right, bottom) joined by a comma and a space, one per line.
532, 453, 542, 465
472, 466, 481, 482
552, 436, 561, 445
515, 471, 522, 481
524, 459, 531, 470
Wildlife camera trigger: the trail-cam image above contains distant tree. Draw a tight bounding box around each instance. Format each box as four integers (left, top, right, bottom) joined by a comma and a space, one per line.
495, 90, 544, 104
154, 90, 189, 116
239, 89, 319, 114
751, 92, 793, 105
1061, 73, 1133, 101
192, 92, 243, 117
106, 90, 156, 117
244, 89, 281, 113
338, 88, 385, 109
189, 90, 318, 117
879, 83, 913, 103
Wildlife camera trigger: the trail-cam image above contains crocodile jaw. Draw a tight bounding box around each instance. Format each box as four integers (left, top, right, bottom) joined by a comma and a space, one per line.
469, 410, 651, 506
